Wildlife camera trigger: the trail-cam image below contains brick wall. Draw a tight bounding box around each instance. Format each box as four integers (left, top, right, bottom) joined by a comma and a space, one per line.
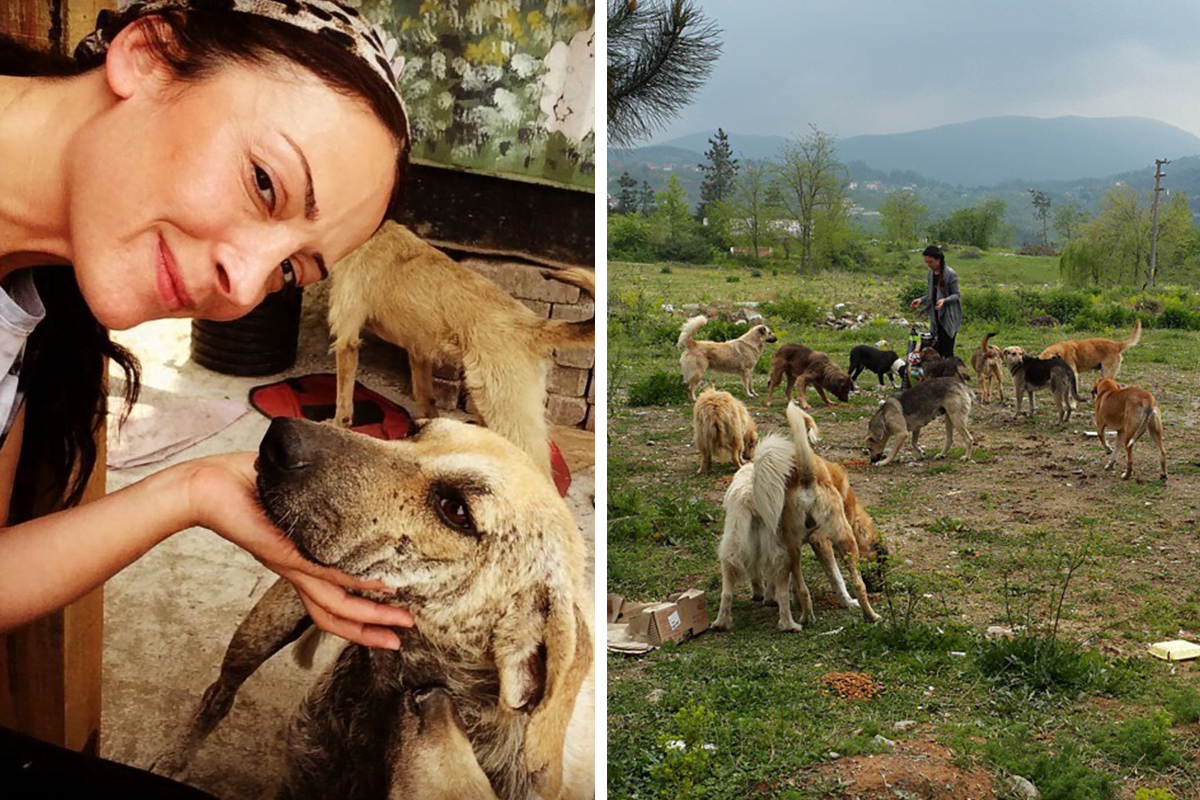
427, 257, 596, 432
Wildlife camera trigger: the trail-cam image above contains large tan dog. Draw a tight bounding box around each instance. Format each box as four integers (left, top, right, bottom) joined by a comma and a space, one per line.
712, 404, 884, 632
151, 418, 594, 800
678, 315, 777, 400
971, 332, 1005, 404
692, 387, 757, 472
329, 221, 594, 478
1040, 320, 1142, 385
1092, 378, 1167, 480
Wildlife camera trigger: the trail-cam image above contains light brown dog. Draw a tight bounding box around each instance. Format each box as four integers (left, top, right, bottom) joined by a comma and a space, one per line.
1040, 320, 1142, 385
390, 687, 501, 800
678, 315, 777, 400
971, 332, 1005, 404
1092, 378, 1167, 480
693, 388, 757, 472
328, 221, 594, 479
712, 404, 885, 632
766, 343, 854, 408
150, 418, 594, 799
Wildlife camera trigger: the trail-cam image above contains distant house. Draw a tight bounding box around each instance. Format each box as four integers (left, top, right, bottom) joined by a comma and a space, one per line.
731, 246, 773, 257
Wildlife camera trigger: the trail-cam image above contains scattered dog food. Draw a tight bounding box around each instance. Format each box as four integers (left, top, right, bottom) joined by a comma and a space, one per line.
842, 458, 870, 468
820, 671, 884, 700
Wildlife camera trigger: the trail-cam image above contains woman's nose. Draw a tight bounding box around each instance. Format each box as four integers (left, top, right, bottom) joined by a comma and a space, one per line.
211, 238, 287, 313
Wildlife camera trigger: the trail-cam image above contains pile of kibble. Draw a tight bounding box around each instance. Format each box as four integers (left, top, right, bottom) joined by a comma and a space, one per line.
820, 671, 883, 699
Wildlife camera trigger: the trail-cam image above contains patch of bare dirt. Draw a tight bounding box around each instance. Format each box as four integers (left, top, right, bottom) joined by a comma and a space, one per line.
810, 739, 996, 800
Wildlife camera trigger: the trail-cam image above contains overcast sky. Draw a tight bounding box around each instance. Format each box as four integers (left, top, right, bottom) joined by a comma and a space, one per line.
645, 0, 1200, 144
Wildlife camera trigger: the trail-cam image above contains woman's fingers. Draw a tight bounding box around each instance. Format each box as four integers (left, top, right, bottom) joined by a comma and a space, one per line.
284, 569, 413, 628
296, 590, 402, 650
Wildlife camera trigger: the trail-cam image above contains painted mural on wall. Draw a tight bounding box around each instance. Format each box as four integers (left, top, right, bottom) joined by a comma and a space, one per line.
355, 0, 595, 191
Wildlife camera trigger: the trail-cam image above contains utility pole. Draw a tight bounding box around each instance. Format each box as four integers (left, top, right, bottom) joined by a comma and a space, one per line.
1148, 158, 1169, 289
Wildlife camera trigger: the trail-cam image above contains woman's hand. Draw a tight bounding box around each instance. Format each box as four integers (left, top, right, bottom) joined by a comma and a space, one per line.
910, 298, 922, 309
934, 298, 946, 311
183, 452, 412, 649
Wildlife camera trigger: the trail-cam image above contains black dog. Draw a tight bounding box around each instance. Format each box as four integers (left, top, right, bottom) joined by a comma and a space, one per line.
848, 345, 905, 387
1010, 354, 1080, 422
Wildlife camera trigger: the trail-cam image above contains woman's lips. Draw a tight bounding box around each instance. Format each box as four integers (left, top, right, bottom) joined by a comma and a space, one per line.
156, 235, 195, 312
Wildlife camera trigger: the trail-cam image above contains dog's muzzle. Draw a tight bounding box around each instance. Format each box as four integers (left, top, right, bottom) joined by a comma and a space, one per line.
766, 335, 778, 343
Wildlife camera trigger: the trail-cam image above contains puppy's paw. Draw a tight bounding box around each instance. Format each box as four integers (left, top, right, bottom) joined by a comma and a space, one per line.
960, 455, 973, 463
933, 452, 946, 460
147, 749, 187, 780
800, 610, 817, 626
845, 598, 862, 610
711, 618, 731, 632
777, 620, 804, 633
865, 610, 883, 624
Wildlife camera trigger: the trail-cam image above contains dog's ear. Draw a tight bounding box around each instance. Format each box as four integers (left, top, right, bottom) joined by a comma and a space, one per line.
492, 585, 592, 798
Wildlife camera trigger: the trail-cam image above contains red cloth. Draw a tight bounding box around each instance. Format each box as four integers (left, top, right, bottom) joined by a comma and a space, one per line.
248, 374, 570, 496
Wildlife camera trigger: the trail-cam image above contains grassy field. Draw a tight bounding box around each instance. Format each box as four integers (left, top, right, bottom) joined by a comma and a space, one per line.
607, 254, 1200, 800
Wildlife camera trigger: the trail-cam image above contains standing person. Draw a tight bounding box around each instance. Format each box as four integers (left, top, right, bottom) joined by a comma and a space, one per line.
0, 1, 415, 648
910, 245, 962, 358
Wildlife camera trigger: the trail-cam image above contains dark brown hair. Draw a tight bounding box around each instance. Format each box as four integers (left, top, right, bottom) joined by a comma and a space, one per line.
2, 7, 408, 515
922, 245, 947, 293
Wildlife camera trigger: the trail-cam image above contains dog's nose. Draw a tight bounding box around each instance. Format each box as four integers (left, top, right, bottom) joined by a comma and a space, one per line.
259, 418, 313, 472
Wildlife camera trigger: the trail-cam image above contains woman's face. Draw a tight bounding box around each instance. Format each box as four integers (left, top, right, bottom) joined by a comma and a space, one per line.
66, 27, 398, 330
923, 255, 940, 270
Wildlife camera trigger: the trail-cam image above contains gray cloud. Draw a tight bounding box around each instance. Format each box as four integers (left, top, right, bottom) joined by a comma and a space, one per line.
650, 0, 1200, 142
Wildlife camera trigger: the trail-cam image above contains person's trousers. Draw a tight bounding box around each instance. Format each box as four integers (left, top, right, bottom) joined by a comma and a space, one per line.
933, 327, 956, 358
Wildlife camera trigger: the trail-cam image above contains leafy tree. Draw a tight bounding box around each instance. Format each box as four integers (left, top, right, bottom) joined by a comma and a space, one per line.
698, 128, 738, 219
1028, 188, 1051, 248
1052, 201, 1089, 244
607, 0, 722, 148
1086, 185, 1151, 286
879, 190, 929, 246
615, 171, 640, 215
775, 125, 848, 273
648, 174, 709, 261
929, 198, 1007, 249
727, 158, 778, 265
639, 180, 657, 215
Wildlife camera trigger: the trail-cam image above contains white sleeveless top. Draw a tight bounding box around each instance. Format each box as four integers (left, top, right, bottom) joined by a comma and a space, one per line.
0, 271, 46, 446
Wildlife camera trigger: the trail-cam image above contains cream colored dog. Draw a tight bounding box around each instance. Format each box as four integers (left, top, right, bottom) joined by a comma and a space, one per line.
692, 387, 757, 472
150, 418, 594, 800
329, 221, 594, 478
1092, 378, 1167, 480
678, 315, 777, 400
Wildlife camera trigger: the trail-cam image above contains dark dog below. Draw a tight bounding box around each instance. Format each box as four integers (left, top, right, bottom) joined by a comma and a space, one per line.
848, 345, 905, 387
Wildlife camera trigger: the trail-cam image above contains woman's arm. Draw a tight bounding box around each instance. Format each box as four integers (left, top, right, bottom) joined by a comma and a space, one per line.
0, 413, 410, 647
944, 270, 961, 303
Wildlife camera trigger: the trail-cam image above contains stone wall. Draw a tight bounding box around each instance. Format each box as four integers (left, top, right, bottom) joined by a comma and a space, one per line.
428, 256, 596, 432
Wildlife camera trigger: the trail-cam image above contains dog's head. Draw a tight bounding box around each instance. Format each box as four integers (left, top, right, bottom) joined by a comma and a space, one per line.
866, 402, 891, 463
742, 425, 758, 461
829, 372, 855, 401
917, 347, 940, 365
1092, 378, 1120, 403
745, 324, 777, 347
256, 418, 590, 796
1001, 346, 1025, 371
855, 518, 889, 592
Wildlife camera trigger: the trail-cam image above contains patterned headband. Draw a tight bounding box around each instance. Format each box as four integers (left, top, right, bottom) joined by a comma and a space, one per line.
76, 0, 408, 137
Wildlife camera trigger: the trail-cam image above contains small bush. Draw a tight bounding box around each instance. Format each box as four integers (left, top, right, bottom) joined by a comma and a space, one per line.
692, 318, 746, 342
964, 288, 1023, 324
959, 246, 983, 259
1164, 686, 1200, 724
761, 293, 821, 325
1100, 710, 1179, 770
607, 214, 655, 261
896, 278, 928, 310
1039, 288, 1090, 325
627, 371, 689, 407
987, 736, 1115, 800
977, 635, 1138, 697
648, 703, 717, 800
725, 275, 740, 283
661, 266, 673, 274
750, 270, 762, 278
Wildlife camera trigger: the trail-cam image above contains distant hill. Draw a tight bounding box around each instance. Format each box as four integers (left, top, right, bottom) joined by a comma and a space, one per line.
632, 116, 1200, 189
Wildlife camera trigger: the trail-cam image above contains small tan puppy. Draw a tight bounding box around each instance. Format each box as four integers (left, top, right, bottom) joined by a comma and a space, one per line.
1092, 378, 1167, 480
692, 387, 757, 472
678, 315, 777, 400
1041, 320, 1141, 383
971, 332, 1005, 404
328, 221, 594, 479
390, 687, 500, 800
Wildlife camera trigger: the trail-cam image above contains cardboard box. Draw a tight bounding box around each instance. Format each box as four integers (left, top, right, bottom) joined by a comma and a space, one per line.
1149, 640, 1200, 661
606, 591, 710, 653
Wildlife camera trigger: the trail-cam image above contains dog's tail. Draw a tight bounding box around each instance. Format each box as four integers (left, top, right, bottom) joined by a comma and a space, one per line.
786, 401, 821, 483
1120, 319, 1143, 351
531, 268, 595, 349
981, 331, 998, 350
748, 433, 794, 538
678, 315, 708, 349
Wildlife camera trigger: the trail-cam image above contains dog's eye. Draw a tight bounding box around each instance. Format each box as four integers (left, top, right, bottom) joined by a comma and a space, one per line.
432, 485, 476, 536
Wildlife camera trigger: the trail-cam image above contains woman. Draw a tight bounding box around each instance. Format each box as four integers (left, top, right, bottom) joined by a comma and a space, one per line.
909, 244, 962, 358
0, 2, 413, 649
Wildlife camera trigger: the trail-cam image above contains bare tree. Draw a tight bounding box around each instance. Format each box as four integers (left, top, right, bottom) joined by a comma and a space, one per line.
607, 0, 722, 148
775, 125, 846, 273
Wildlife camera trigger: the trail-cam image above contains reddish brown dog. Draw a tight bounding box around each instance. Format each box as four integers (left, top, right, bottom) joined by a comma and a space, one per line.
766, 343, 854, 408
1091, 378, 1167, 480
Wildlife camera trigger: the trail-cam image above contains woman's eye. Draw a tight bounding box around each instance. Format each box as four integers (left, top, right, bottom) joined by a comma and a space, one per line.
254, 165, 276, 211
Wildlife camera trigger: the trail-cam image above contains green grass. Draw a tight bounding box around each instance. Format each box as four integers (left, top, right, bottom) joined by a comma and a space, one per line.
608, 253, 1200, 799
